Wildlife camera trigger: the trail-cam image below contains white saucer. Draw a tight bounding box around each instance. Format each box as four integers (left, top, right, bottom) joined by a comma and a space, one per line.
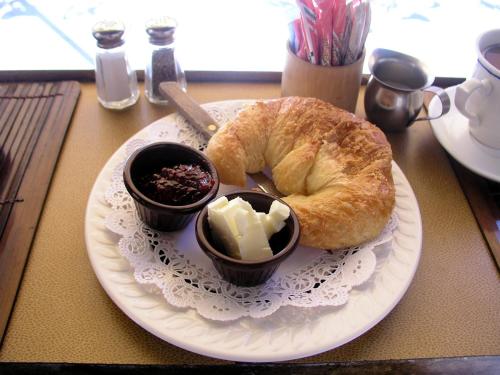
429, 86, 500, 183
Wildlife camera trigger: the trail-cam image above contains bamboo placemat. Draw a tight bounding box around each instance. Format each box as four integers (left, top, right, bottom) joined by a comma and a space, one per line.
0, 81, 80, 344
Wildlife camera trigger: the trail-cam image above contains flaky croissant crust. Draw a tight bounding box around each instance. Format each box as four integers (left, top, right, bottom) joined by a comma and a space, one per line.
206, 97, 395, 250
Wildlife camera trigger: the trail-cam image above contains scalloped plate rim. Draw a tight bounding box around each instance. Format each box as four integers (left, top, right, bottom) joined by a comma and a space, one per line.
84, 99, 422, 362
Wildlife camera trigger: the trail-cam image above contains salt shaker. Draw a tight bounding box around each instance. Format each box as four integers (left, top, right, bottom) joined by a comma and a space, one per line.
144, 16, 187, 105
92, 20, 139, 110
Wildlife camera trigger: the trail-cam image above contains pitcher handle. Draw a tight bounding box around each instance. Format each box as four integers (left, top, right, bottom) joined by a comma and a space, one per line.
454, 78, 492, 127
412, 86, 451, 122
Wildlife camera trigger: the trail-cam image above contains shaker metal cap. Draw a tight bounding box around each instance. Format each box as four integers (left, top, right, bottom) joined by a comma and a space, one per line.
92, 20, 125, 49
146, 16, 177, 45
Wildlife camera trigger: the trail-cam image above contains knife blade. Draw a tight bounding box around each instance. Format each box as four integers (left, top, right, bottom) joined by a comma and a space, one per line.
159, 82, 282, 197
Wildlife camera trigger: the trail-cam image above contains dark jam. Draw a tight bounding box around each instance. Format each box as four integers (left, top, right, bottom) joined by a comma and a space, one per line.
139, 164, 214, 206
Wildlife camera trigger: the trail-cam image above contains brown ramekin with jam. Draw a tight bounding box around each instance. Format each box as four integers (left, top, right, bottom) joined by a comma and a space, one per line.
123, 142, 219, 231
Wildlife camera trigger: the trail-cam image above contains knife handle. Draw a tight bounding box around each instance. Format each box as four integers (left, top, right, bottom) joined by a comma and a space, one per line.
159, 82, 218, 140
159, 82, 283, 197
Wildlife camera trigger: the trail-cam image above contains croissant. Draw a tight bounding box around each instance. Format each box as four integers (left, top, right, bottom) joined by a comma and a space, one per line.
206, 97, 395, 250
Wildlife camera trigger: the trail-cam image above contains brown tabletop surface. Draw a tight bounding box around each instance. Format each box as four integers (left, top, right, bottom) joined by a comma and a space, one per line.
0, 82, 499, 365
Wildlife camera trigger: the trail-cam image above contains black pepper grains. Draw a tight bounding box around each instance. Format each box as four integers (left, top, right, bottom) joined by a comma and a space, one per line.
151, 48, 177, 97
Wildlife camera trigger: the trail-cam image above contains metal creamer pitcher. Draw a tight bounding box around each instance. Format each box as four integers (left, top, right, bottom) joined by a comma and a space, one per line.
364, 49, 450, 132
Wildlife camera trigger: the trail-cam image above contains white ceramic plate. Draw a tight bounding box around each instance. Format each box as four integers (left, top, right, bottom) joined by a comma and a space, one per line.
84, 100, 422, 362
429, 86, 500, 183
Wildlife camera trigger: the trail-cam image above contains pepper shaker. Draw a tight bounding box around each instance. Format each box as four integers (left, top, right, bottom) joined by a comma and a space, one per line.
92, 20, 139, 110
144, 16, 187, 105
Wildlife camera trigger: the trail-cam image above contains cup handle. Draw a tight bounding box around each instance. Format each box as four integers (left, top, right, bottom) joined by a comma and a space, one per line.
454, 78, 492, 127
413, 86, 451, 122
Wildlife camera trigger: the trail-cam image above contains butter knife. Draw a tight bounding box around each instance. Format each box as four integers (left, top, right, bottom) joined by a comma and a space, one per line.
159, 82, 282, 197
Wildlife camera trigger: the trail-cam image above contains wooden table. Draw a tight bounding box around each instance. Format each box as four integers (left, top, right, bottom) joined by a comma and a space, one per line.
0, 82, 499, 370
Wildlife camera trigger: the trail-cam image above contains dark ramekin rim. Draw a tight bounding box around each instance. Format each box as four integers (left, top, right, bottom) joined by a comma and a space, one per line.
123, 142, 219, 213
196, 190, 300, 266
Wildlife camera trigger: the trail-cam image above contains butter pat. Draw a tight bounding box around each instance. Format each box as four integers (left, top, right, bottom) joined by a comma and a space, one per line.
263, 200, 290, 237
207, 196, 290, 261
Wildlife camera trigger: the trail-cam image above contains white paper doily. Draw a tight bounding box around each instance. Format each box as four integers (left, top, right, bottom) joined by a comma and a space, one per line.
104, 142, 397, 320
85, 100, 422, 361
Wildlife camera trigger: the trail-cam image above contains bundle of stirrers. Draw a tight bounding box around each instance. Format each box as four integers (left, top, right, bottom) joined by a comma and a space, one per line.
289, 0, 371, 66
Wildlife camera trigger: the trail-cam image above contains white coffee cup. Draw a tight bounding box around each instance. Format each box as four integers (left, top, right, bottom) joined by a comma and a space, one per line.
455, 29, 500, 149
